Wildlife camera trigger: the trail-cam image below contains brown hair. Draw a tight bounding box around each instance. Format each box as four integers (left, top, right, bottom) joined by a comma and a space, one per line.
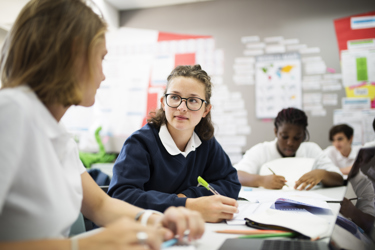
329, 124, 353, 141
0, 0, 107, 106
147, 64, 215, 141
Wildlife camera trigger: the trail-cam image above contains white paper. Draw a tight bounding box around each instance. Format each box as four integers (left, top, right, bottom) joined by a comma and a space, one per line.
341, 49, 375, 87
279, 39, 299, 45
322, 94, 338, 106
265, 45, 286, 54
341, 97, 371, 109
264, 36, 284, 43
287, 44, 307, 51
304, 61, 326, 74
351, 15, 375, 29
241, 36, 260, 43
300, 47, 321, 54
246, 43, 266, 49
333, 110, 363, 145
244, 49, 264, 56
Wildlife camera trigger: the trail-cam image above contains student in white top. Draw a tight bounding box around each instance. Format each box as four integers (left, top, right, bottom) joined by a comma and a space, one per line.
0, 0, 204, 249
324, 124, 361, 175
235, 108, 343, 190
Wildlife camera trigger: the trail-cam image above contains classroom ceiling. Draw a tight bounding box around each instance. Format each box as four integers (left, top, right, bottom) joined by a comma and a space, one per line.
105, 0, 215, 10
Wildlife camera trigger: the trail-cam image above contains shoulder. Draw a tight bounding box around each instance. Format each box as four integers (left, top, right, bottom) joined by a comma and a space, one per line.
323, 145, 335, 154
0, 87, 34, 122
297, 141, 323, 156
125, 123, 160, 145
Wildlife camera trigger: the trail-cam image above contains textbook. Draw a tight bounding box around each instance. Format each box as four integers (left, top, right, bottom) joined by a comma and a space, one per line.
271, 197, 332, 214
245, 208, 330, 239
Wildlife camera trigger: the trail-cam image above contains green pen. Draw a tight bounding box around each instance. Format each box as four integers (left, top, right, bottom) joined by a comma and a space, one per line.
238, 232, 295, 239
197, 176, 220, 195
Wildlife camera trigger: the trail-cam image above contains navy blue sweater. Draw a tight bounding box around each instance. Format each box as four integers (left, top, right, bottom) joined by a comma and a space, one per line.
108, 123, 241, 212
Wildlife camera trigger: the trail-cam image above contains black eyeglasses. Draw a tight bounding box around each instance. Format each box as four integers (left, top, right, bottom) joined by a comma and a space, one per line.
164, 94, 207, 111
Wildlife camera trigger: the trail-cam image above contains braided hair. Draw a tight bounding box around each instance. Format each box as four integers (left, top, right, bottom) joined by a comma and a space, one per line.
274, 108, 310, 141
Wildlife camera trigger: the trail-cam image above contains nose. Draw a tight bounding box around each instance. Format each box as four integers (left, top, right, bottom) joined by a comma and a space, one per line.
286, 138, 294, 146
177, 99, 188, 112
102, 71, 106, 82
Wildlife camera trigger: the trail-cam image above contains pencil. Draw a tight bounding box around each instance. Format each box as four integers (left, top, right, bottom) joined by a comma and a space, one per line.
268, 167, 289, 187
238, 232, 295, 239
215, 229, 289, 235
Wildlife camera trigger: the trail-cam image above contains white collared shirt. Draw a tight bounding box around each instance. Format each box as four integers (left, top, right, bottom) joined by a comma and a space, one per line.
158, 124, 201, 157
0, 85, 86, 241
324, 145, 361, 169
235, 138, 342, 176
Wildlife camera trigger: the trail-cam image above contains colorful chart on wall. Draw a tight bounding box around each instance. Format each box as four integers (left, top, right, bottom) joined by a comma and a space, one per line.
334, 10, 375, 108
255, 52, 302, 119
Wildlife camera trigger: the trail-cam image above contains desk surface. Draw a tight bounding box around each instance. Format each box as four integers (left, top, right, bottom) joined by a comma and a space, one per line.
192, 186, 346, 250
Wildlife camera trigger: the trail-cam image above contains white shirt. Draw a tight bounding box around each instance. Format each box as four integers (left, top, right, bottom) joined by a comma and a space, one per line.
0, 86, 86, 241
235, 139, 342, 176
363, 141, 375, 148
324, 145, 361, 169
158, 124, 201, 158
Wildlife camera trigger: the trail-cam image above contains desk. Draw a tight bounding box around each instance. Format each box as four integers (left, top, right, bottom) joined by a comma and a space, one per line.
192, 186, 347, 250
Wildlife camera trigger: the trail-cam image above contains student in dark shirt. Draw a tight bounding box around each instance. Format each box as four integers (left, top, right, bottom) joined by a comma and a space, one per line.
108, 65, 241, 223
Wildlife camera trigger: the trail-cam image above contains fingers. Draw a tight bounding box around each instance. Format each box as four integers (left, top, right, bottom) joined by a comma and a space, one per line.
219, 196, 238, 208
162, 207, 205, 241
185, 210, 205, 241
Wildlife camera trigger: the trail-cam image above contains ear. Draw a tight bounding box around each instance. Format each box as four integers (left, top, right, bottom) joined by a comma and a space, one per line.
349, 135, 353, 144
202, 104, 212, 118
160, 96, 165, 111
274, 127, 278, 137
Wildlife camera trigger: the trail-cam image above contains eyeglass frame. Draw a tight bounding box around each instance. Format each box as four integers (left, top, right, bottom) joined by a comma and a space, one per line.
164, 94, 208, 111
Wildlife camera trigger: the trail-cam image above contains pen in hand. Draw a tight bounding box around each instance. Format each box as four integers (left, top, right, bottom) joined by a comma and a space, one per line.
197, 176, 220, 195
268, 167, 289, 187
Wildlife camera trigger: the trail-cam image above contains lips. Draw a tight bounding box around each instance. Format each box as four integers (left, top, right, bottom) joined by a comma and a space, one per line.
175, 115, 188, 120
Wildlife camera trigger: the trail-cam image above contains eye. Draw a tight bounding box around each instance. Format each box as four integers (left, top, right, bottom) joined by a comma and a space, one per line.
171, 95, 180, 101
282, 136, 288, 140
188, 98, 199, 104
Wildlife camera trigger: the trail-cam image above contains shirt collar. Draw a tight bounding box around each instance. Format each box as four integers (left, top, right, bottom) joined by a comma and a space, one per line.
22, 85, 69, 140
159, 124, 201, 157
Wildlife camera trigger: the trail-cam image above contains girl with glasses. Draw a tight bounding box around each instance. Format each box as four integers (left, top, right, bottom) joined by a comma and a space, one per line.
108, 65, 241, 223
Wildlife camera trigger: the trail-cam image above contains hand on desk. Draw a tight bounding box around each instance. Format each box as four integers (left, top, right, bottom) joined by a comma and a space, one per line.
294, 169, 324, 190
158, 207, 205, 241
260, 175, 287, 189
81, 216, 162, 250
185, 195, 238, 223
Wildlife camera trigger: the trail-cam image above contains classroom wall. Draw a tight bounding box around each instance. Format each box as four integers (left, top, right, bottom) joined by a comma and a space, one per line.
119, 0, 375, 151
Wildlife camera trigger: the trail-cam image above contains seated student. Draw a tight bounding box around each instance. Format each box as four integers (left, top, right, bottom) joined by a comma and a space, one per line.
324, 124, 361, 175
0, 1, 204, 249
235, 107, 343, 190
108, 65, 241, 223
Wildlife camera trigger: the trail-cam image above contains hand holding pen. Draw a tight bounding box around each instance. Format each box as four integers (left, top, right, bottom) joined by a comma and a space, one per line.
183, 176, 238, 223
262, 167, 288, 189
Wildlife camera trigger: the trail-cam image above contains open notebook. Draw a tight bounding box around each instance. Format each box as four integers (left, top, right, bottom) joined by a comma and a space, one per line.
259, 157, 315, 189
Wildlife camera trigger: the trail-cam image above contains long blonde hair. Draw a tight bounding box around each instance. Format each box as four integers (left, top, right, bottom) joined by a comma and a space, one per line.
0, 0, 107, 106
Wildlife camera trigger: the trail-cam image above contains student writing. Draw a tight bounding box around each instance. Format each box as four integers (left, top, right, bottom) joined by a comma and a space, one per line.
235, 108, 343, 190
108, 65, 241, 223
0, 1, 204, 249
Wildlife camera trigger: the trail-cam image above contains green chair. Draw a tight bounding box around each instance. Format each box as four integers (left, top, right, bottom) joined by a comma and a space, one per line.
69, 213, 86, 237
